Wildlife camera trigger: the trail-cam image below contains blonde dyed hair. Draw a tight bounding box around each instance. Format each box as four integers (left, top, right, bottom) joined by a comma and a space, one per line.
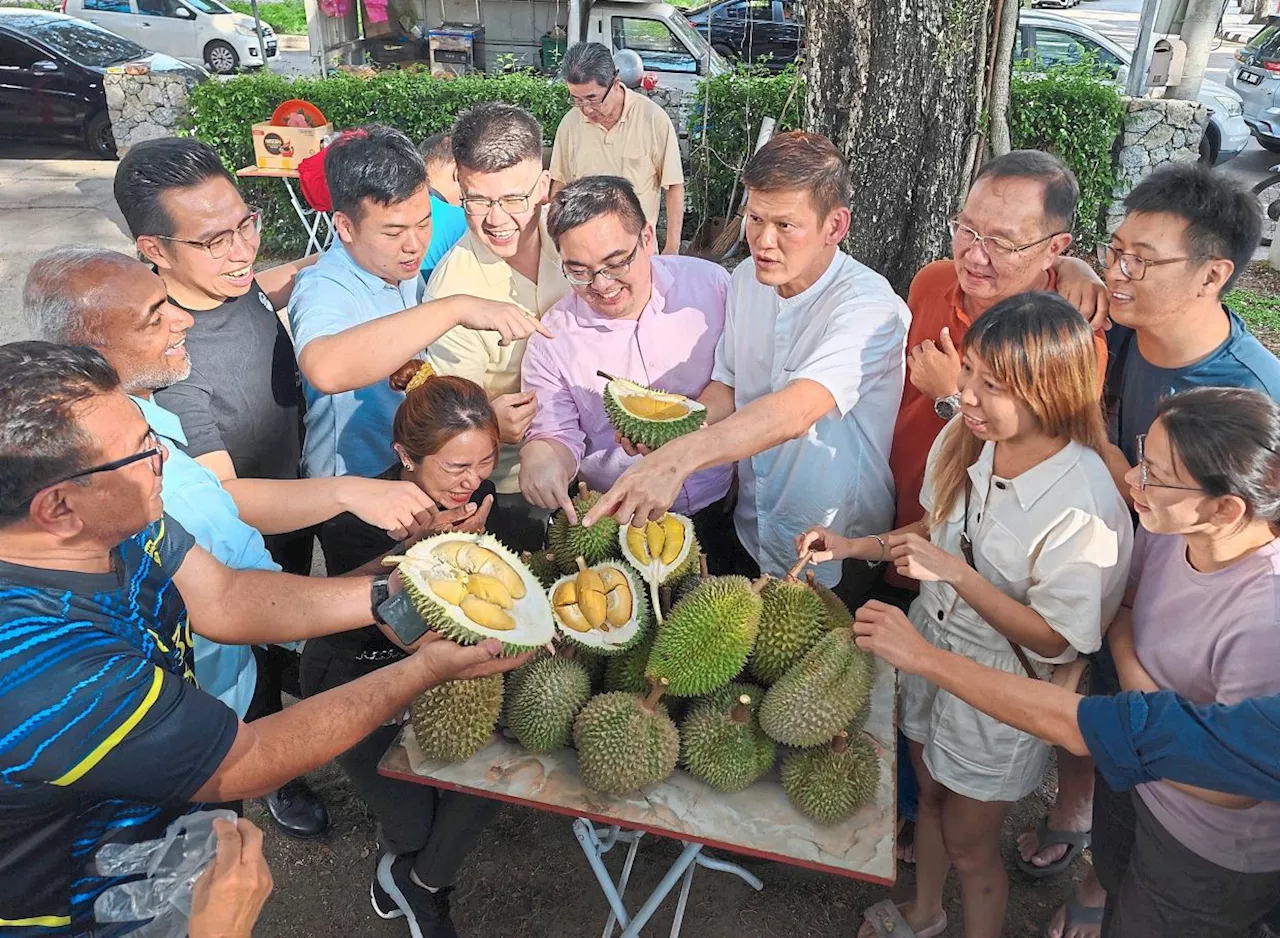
928, 291, 1106, 531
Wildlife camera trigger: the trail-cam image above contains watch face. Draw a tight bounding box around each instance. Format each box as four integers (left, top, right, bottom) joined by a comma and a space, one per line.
935, 398, 957, 420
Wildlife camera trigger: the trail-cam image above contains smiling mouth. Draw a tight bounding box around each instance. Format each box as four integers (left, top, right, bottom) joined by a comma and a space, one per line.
223, 265, 252, 280
592, 284, 624, 302
165, 338, 187, 357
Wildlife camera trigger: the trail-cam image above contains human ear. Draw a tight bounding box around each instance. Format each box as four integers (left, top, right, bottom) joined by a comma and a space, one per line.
28, 486, 85, 538
333, 212, 357, 245
1201, 258, 1234, 298
136, 236, 170, 270
827, 206, 852, 245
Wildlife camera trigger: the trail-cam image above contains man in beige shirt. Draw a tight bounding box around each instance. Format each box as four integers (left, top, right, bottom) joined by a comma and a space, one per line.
426, 102, 571, 550
549, 41, 685, 254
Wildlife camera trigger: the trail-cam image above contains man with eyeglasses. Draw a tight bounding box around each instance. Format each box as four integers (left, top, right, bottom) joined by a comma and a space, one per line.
518, 176, 736, 567
549, 42, 685, 255
425, 103, 572, 551
0, 341, 524, 938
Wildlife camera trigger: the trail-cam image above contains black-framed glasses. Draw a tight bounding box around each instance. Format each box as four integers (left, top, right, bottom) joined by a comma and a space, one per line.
20, 429, 165, 510
1135, 433, 1201, 492
947, 217, 1065, 257
568, 73, 618, 108
461, 178, 541, 218
156, 209, 263, 260
562, 236, 643, 286
1096, 244, 1211, 282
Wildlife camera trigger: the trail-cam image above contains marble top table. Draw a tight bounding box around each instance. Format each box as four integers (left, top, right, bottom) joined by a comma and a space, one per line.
378, 654, 898, 886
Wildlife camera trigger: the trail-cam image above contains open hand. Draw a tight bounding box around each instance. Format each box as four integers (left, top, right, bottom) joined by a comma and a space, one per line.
457, 299, 554, 345
412, 632, 533, 687
886, 532, 968, 584
853, 600, 933, 673
189, 818, 272, 938
494, 391, 538, 444
1055, 255, 1110, 332
907, 328, 962, 401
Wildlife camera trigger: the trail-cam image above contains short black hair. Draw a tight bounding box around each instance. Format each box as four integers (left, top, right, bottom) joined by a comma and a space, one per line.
451, 103, 543, 174
113, 136, 235, 238
547, 176, 645, 246
1124, 163, 1261, 292
418, 132, 454, 168
325, 125, 427, 221
0, 342, 119, 525
974, 149, 1079, 231
561, 41, 616, 88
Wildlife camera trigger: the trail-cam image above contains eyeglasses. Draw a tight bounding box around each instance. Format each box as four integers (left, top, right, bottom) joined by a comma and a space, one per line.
1096, 244, 1211, 282
568, 75, 618, 108
1134, 433, 1201, 492
156, 209, 263, 260
20, 429, 165, 510
461, 178, 542, 218
562, 237, 643, 286
948, 218, 1064, 257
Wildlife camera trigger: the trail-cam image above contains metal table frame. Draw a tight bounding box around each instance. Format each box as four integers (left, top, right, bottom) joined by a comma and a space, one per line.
235, 166, 333, 256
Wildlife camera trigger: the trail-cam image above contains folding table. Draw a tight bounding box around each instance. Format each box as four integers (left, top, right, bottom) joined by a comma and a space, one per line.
235, 166, 333, 255
378, 659, 897, 938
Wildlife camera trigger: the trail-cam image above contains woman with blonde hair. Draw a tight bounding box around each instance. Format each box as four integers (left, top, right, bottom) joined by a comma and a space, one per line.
800, 292, 1133, 938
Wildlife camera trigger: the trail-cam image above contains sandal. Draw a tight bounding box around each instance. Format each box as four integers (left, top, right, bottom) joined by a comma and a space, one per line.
1015, 817, 1091, 879
861, 900, 947, 938
1043, 896, 1103, 938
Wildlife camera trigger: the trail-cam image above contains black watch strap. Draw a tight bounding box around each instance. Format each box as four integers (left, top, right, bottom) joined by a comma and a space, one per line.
370, 574, 391, 624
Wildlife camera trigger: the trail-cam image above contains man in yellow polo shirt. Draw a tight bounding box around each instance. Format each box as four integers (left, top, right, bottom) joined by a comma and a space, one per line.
426, 102, 571, 550
549, 42, 685, 254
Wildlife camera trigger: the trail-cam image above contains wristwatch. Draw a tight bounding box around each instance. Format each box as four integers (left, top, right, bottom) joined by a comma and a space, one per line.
934, 393, 961, 421
370, 574, 391, 625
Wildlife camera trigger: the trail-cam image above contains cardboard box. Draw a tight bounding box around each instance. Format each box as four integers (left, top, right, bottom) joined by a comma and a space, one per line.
251, 121, 331, 171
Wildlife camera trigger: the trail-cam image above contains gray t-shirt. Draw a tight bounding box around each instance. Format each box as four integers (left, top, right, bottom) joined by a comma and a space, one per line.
155, 280, 303, 480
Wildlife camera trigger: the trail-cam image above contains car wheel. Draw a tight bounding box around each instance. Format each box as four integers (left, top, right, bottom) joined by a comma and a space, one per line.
1260, 135, 1280, 154
1252, 172, 1280, 246
205, 39, 239, 74
87, 112, 117, 160
1199, 124, 1219, 165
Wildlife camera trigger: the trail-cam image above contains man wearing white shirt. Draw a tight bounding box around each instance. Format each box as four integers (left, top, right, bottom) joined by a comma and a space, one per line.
584, 131, 910, 602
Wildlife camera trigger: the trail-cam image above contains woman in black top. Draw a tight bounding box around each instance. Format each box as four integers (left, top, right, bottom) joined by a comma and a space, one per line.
300, 361, 501, 936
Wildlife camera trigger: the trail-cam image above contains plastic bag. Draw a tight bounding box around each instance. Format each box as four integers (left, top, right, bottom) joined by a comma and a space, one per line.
93, 809, 238, 938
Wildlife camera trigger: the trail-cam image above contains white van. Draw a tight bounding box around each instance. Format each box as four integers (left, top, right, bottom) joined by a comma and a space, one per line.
61, 0, 276, 73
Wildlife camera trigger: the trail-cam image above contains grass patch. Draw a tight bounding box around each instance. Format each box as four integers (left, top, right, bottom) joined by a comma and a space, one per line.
225, 0, 306, 33
1227, 287, 1280, 334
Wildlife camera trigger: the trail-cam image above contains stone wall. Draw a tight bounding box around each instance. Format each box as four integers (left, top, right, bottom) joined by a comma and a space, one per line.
104, 66, 193, 157
1106, 97, 1208, 233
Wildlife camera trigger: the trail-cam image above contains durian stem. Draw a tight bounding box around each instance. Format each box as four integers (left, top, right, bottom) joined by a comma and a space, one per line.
596, 370, 618, 382
785, 551, 812, 582
575, 556, 588, 572
649, 575, 664, 626
641, 678, 668, 711
832, 730, 850, 755
659, 585, 673, 618
697, 553, 708, 579
730, 695, 752, 724
577, 481, 588, 498
750, 576, 770, 595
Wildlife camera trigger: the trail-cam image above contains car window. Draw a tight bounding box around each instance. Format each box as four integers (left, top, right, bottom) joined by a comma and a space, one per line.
612, 16, 698, 72
722, 1, 748, 19
779, 0, 802, 23
84, 0, 133, 11
26, 18, 148, 67
1246, 23, 1280, 60
1031, 27, 1122, 71
137, 0, 186, 16
182, 0, 233, 14
0, 34, 42, 68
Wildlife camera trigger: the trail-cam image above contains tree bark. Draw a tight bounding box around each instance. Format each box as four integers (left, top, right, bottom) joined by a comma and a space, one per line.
987, 0, 1021, 158
1168, 0, 1224, 100
804, 0, 995, 295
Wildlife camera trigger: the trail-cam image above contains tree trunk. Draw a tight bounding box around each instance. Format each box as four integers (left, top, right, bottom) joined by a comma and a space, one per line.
805, 0, 995, 295
1168, 0, 1223, 100
987, 0, 1021, 158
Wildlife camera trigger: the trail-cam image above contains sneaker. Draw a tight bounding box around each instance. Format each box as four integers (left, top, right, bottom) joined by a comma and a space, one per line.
370, 859, 406, 921
375, 853, 458, 938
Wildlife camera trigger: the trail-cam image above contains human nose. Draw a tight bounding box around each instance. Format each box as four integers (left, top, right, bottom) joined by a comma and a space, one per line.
168, 302, 194, 332
1123, 461, 1142, 491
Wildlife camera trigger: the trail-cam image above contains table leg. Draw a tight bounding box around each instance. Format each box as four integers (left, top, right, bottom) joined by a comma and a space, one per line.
281, 176, 323, 256
600, 828, 644, 938
573, 818, 634, 932
669, 862, 697, 938
615, 842, 703, 938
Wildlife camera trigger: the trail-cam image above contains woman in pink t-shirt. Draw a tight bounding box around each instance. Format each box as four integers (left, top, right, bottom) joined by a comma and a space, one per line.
1094, 386, 1280, 938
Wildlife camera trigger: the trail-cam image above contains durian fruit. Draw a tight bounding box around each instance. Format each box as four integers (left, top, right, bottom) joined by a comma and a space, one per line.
603, 634, 653, 694
680, 691, 776, 793
758, 627, 874, 747
846, 698, 872, 735
508, 655, 593, 753
550, 558, 648, 656
502, 648, 549, 726
411, 674, 504, 763
749, 575, 832, 686
807, 571, 854, 630
781, 731, 881, 824
668, 553, 708, 610
601, 374, 707, 450
386, 533, 555, 654
523, 550, 561, 590
573, 681, 680, 795
547, 485, 622, 574
618, 512, 700, 621
645, 575, 763, 697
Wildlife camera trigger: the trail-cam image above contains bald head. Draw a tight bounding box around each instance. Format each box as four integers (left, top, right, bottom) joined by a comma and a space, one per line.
22, 246, 194, 394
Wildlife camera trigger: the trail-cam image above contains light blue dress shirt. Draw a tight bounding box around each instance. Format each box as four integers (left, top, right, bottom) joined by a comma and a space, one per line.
421, 195, 468, 280
135, 394, 277, 718
290, 239, 425, 479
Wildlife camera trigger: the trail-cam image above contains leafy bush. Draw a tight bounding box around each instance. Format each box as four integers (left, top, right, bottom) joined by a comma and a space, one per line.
185, 69, 570, 255
224, 0, 307, 34
1009, 58, 1126, 247
685, 63, 803, 229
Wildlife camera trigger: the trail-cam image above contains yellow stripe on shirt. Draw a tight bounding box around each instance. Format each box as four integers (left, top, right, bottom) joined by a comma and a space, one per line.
51, 667, 164, 787
0, 915, 73, 927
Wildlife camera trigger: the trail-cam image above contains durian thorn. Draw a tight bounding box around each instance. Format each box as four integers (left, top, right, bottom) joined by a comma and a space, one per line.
750, 576, 770, 595
785, 551, 812, 582
697, 553, 708, 579
640, 678, 668, 711
575, 556, 588, 572
832, 730, 850, 755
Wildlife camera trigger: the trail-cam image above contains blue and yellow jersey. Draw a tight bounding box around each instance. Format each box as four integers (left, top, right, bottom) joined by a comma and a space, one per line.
0, 515, 238, 936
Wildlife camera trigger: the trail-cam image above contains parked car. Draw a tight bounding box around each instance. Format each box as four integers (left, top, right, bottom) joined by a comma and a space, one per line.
61, 0, 275, 74
1020, 11, 1249, 165
1031, 0, 1081, 11
0, 8, 206, 157
684, 0, 802, 72
1226, 19, 1280, 152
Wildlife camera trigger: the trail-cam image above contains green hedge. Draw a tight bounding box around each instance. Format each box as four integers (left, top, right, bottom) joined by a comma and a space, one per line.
224, 0, 307, 34
184, 69, 570, 256
1009, 59, 1127, 247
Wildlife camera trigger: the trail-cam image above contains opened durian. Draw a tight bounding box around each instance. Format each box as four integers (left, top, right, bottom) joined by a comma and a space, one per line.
601, 374, 707, 450
550, 557, 647, 655
781, 731, 881, 824
547, 485, 622, 574
386, 533, 555, 654
618, 511, 700, 621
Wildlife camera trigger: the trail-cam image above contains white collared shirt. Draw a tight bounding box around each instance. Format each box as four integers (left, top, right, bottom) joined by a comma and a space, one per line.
917, 431, 1133, 662
711, 251, 910, 586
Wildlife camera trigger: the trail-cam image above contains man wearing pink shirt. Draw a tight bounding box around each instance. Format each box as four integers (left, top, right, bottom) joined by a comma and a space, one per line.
519, 176, 737, 570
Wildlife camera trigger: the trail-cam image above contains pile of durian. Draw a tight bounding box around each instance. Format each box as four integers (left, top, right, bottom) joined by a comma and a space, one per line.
385, 486, 881, 826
